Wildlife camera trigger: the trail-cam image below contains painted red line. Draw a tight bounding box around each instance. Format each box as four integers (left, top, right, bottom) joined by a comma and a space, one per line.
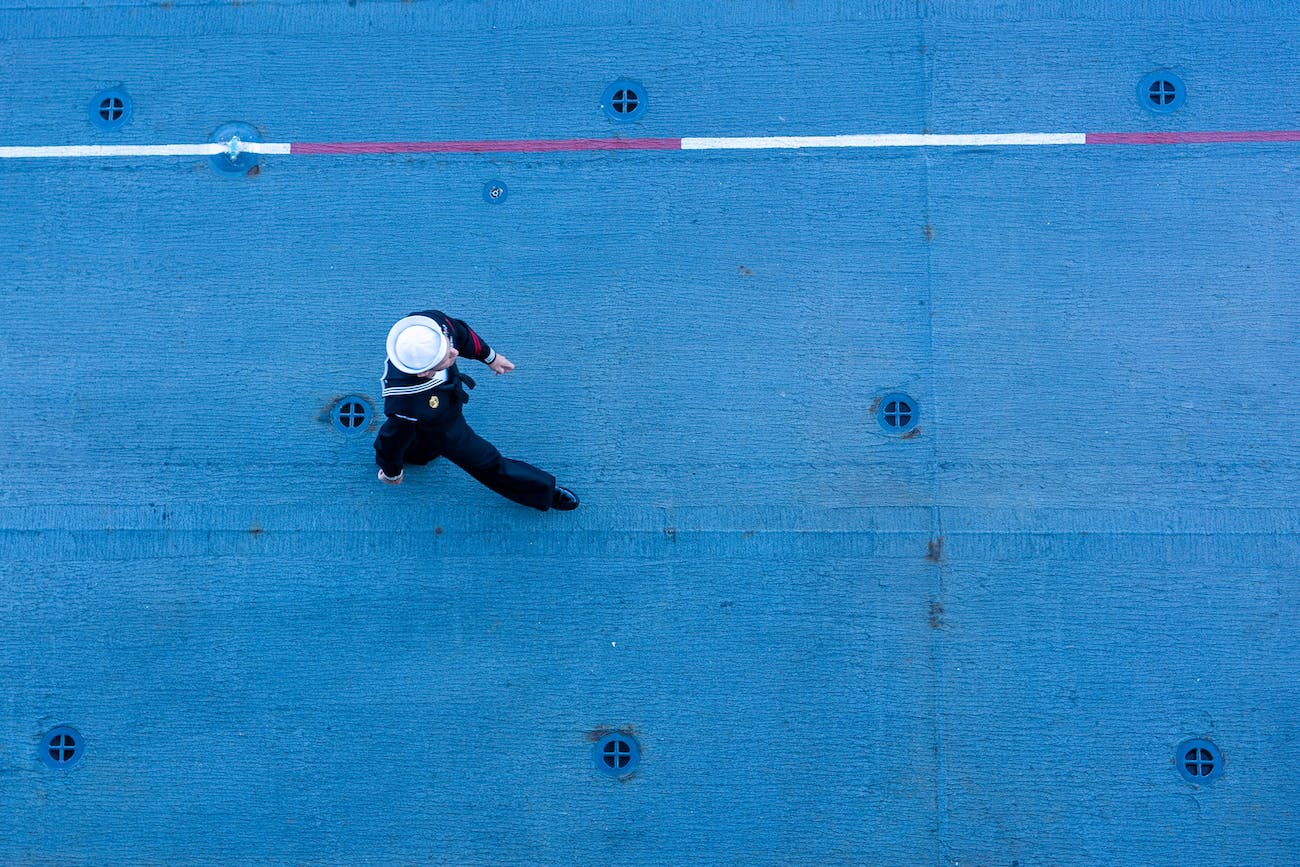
291, 137, 683, 155
1087, 130, 1300, 145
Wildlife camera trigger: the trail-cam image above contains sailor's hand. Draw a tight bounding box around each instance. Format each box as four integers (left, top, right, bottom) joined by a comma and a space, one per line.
378, 469, 404, 485
488, 354, 515, 375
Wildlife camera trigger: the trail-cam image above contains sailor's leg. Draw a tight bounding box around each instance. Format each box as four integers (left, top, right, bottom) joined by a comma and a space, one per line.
440, 416, 557, 511
402, 427, 444, 466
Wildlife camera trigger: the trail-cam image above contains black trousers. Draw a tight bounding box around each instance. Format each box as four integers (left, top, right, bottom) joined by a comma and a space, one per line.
376, 414, 556, 511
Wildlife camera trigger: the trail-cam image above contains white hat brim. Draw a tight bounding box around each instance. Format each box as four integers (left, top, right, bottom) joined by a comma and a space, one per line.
386, 315, 448, 374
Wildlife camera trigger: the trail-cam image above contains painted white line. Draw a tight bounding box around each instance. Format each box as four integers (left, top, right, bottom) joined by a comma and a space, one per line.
239, 141, 292, 155
681, 133, 1087, 149
0, 143, 227, 158
0, 140, 293, 158
32, 130, 1299, 159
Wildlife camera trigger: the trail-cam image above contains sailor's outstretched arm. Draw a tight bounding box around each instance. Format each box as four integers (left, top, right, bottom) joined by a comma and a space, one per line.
374, 416, 416, 482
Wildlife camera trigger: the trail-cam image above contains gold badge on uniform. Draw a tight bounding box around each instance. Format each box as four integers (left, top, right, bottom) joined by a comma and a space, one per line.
429, 395, 440, 409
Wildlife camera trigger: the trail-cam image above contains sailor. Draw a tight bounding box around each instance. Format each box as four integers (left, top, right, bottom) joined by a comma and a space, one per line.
374, 310, 579, 512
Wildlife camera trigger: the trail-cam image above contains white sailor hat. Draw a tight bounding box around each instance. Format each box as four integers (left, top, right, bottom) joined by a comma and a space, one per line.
386, 315, 449, 374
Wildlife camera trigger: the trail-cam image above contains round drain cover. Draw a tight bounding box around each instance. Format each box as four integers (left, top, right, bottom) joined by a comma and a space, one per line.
602, 79, 647, 122
209, 121, 263, 177
331, 397, 373, 436
877, 392, 919, 434
89, 88, 132, 131
1138, 72, 1186, 114
1175, 738, 1223, 783
41, 726, 84, 769
593, 732, 640, 777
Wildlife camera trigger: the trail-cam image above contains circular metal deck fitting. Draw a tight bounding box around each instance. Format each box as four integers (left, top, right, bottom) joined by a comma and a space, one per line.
331, 397, 373, 436
41, 726, 83, 769
877, 392, 919, 435
209, 122, 262, 177
602, 79, 647, 122
1175, 738, 1223, 784
483, 180, 508, 203
1138, 71, 1186, 114
89, 88, 132, 131
593, 732, 640, 777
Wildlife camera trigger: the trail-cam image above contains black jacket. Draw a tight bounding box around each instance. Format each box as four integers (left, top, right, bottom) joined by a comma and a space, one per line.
373, 311, 494, 477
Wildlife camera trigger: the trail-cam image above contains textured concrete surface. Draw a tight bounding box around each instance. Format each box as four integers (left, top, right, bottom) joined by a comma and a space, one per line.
1, 1, 1297, 863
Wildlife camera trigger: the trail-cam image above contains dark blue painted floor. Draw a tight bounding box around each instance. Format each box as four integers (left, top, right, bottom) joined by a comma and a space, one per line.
1, 1, 1297, 863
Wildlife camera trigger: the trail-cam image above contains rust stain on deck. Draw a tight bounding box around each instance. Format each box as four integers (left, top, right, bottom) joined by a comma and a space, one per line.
928, 599, 945, 629
926, 537, 944, 563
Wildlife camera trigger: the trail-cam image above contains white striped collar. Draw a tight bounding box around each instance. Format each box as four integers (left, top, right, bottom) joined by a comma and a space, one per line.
380, 365, 449, 397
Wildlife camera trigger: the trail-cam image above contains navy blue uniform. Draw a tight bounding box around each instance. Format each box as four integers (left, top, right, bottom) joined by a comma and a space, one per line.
373, 310, 558, 511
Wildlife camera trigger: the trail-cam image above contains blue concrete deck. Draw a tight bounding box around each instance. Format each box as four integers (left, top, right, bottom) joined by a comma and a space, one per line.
1, 1, 1297, 863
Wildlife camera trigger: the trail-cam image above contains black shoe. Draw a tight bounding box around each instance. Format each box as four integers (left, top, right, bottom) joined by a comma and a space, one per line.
551, 485, 579, 511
